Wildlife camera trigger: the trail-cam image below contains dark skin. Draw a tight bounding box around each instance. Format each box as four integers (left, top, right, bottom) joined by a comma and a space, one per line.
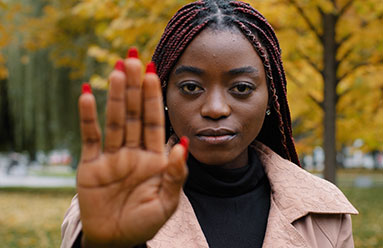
77, 28, 269, 247
167, 28, 269, 168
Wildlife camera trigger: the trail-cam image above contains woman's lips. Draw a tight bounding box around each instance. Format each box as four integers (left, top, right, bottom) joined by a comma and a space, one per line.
196, 134, 236, 145
195, 127, 237, 145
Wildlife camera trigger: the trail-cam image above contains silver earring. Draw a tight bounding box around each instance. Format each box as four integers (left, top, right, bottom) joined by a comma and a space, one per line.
164, 106, 168, 111
266, 108, 271, 116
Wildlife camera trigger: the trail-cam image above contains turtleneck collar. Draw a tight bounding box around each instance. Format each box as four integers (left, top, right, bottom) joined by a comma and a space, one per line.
184, 148, 266, 197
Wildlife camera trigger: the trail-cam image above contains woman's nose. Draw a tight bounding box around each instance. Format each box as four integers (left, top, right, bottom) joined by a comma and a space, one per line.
200, 90, 231, 120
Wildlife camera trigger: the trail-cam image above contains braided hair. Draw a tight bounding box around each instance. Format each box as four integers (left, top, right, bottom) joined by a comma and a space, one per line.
152, 0, 300, 166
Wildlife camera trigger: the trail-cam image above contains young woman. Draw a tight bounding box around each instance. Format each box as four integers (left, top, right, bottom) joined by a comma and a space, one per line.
61, 1, 358, 247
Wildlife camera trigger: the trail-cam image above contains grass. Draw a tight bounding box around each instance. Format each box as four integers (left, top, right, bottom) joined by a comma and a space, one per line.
0, 179, 382, 247
343, 187, 383, 247
0, 188, 76, 248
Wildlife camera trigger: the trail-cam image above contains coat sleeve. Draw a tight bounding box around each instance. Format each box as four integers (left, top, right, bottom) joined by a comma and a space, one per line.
293, 213, 355, 248
61, 194, 83, 248
311, 213, 355, 248
335, 214, 354, 248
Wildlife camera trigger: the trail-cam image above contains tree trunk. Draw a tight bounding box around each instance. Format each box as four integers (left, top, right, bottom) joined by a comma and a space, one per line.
0, 79, 14, 150
322, 13, 338, 184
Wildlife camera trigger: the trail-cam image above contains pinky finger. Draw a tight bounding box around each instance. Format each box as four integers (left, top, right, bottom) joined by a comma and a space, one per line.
79, 83, 102, 163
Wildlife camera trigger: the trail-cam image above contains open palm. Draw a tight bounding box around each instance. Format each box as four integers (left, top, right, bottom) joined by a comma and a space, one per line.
76, 54, 188, 247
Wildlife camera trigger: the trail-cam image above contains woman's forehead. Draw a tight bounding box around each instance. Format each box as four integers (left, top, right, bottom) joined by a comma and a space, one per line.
170, 27, 264, 75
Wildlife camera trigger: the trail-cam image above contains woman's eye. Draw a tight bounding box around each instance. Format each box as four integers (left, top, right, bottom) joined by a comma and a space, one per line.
230, 83, 254, 95
180, 82, 203, 94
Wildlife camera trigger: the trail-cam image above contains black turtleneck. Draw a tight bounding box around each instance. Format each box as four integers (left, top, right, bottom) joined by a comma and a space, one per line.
183, 148, 270, 248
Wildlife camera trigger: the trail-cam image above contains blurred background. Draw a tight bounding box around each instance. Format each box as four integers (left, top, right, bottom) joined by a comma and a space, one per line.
0, 0, 382, 247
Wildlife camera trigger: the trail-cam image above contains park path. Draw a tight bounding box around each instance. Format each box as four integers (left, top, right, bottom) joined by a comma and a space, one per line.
0, 174, 75, 188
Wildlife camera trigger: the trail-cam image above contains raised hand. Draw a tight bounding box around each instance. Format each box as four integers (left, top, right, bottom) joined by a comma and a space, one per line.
76, 49, 188, 248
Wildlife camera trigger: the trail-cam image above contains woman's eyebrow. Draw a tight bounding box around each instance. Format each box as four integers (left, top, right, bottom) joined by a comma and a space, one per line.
227, 66, 259, 75
174, 65, 204, 75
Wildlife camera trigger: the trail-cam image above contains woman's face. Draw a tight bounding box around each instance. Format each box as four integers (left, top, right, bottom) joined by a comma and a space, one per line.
166, 28, 269, 168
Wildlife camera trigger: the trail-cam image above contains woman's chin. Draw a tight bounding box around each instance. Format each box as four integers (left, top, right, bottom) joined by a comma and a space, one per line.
189, 149, 248, 168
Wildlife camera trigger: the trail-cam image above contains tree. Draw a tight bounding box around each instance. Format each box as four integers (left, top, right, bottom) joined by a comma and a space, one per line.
1, 0, 85, 159
255, 0, 383, 183
0, 2, 23, 150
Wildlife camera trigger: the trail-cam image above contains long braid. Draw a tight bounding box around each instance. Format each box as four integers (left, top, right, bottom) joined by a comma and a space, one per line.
152, 0, 300, 166
235, 3, 297, 160
233, 20, 290, 161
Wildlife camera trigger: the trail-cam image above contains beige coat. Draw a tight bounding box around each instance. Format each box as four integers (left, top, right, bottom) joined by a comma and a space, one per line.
61, 142, 358, 248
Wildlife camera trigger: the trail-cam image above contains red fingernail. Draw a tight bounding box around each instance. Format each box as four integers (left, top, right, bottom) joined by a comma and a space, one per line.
127, 47, 139, 58
114, 60, 125, 72
179, 136, 189, 160
82, 83, 92, 94
146, 62, 157, 74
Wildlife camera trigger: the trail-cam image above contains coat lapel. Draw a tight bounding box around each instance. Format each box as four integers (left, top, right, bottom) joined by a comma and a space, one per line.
147, 192, 208, 248
262, 196, 310, 248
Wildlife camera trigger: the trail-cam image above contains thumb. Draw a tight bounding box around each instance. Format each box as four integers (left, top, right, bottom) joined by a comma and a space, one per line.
167, 141, 188, 184
159, 138, 189, 217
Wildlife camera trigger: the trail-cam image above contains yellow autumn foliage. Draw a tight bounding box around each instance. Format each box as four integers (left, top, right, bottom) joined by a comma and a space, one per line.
253, 0, 383, 152
3, 0, 382, 153
0, 2, 23, 79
